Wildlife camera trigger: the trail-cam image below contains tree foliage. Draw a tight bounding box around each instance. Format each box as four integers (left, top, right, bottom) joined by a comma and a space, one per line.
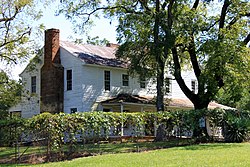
58, 0, 250, 110
86, 36, 110, 46
216, 63, 250, 110
0, 0, 45, 64
0, 70, 22, 119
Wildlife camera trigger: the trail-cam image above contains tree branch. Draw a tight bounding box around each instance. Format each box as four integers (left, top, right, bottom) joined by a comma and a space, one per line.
172, 46, 195, 100
227, 12, 250, 29
167, 0, 174, 29
188, 35, 201, 79
0, 28, 31, 48
0, 6, 19, 22
138, 0, 151, 12
192, 0, 199, 10
219, 0, 231, 29
243, 33, 250, 45
75, 5, 143, 24
0, 54, 17, 64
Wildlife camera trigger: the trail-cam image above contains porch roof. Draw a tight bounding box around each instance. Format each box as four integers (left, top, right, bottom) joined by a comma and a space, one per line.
100, 94, 234, 110
100, 93, 154, 105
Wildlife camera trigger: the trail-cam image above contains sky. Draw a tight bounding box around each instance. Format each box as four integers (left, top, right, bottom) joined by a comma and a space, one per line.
7, 1, 118, 80
39, 2, 117, 43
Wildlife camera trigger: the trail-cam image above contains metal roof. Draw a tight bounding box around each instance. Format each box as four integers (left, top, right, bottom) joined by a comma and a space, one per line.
60, 41, 127, 68
100, 94, 234, 110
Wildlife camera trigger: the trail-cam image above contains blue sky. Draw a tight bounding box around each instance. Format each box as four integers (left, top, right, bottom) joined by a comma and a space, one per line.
39, 2, 117, 43
9, 1, 117, 80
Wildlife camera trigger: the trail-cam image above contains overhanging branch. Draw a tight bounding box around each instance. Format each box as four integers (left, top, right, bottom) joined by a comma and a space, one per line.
75, 5, 144, 24
188, 35, 201, 79
0, 28, 31, 48
219, 0, 231, 29
192, 0, 199, 10
172, 46, 194, 100
243, 33, 250, 45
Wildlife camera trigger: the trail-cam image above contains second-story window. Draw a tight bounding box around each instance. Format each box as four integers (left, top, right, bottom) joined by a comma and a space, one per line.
140, 76, 146, 88
31, 76, 36, 93
104, 71, 110, 91
67, 69, 72, 91
70, 108, 77, 114
122, 74, 129, 86
165, 77, 172, 95
191, 80, 196, 93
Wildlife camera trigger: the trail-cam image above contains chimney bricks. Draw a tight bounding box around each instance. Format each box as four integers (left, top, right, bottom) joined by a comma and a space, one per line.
41, 29, 64, 114
44, 28, 60, 65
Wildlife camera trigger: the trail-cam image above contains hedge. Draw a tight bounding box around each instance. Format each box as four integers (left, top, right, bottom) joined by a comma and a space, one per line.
0, 109, 249, 154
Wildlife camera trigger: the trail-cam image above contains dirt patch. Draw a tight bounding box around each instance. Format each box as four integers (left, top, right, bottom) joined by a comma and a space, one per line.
0, 152, 95, 165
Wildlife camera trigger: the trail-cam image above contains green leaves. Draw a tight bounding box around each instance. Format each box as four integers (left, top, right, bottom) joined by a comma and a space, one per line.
0, 71, 22, 119
0, 0, 43, 64
223, 110, 250, 142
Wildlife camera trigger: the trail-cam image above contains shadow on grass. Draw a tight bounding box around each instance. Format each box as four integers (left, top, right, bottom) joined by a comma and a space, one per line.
182, 143, 244, 150
78, 138, 194, 153
0, 138, 195, 165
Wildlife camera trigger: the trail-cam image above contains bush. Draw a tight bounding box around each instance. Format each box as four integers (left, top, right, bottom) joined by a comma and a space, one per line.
223, 110, 250, 143
1, 109, 249, 151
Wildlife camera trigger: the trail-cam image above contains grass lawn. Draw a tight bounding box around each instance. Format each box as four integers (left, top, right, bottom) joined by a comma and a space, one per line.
2, 142, 248, 167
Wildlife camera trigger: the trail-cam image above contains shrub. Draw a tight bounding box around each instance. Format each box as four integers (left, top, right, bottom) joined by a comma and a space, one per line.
223, 110, 250, 143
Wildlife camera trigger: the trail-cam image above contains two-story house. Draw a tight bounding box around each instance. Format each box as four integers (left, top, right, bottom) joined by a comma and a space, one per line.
9, 29, 230, 118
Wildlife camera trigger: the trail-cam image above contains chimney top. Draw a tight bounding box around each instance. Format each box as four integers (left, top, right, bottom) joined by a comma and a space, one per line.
44, 28, 60, 65
46, 28, 60, 33
106, 43, 119, 48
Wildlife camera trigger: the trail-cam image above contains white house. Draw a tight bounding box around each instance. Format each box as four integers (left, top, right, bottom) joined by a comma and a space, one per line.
9, 29, 230, 118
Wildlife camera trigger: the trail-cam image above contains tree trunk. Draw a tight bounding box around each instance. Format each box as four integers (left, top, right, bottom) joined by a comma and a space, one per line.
156, 59, 165, 111
154, 0, 164, 111
192, 98, 210, 141
193, 99, 209, 110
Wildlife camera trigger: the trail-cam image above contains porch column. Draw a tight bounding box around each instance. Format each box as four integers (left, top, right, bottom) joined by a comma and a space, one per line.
154, 119, 157, 137
120, 103, 124, 136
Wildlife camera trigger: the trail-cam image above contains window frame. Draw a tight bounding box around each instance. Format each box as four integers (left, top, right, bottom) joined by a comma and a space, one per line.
122, 74, 129, 87
140, 76, 146, 89
104, 70, 111, 91
66, 69, 72, 91
70, 108, 77, 114
31, 76, 36, 93
191, 80, 197, 93
165, 77, 172, 95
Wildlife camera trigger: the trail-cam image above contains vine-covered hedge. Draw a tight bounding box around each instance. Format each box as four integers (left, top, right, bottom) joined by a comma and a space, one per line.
1, 109, 249, 151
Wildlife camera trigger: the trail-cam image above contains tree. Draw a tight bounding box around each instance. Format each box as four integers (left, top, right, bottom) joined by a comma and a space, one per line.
0, 70, 22, 119
86, 36, 110, 46
58, 0, 168, 111
216, 69, 250, 110
58, 0, 250, 110
0, 0, 44, 64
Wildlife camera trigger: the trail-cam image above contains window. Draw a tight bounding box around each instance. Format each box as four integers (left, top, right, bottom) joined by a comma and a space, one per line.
10, 111, 21, 118
104, 71, 110, 91
191, 80, 196, 93
165, 77, 172, 95
70, 108, 77, 113
122, 74, 129, 86
66, 70, 72, 90
140, 76, 146, 88
31, 76, 36, 93
103, 108, 111, 112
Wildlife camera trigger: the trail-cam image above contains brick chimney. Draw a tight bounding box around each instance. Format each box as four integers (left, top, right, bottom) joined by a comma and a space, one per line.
44, 28, 60, 65
41, 29, 64, 114
106, 43, 119, 48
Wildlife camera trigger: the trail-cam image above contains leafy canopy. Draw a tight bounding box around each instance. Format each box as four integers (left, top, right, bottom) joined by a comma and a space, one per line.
0, 70, 22, 119
58, 0, 250, 109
